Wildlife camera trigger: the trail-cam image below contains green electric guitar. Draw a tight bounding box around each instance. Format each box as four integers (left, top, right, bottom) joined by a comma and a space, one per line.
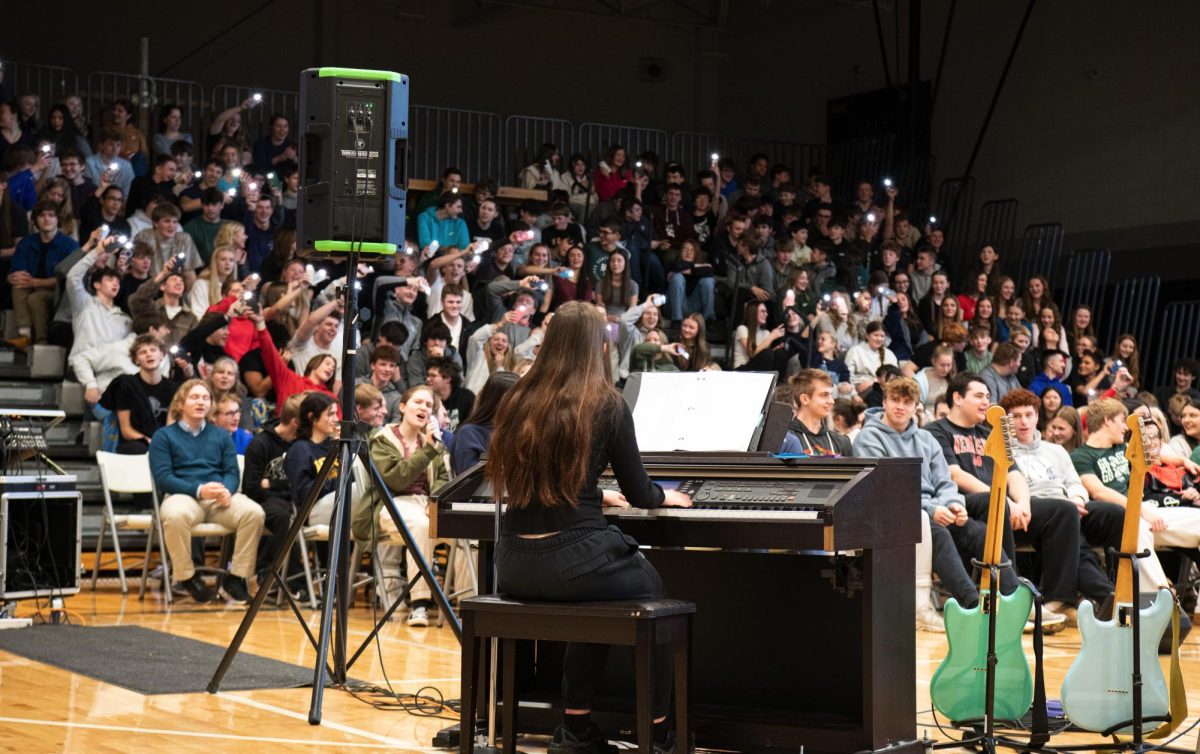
930, 406, 1034, 723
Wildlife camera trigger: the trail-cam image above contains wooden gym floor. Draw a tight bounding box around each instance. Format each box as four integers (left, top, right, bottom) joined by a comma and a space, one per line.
4, 582, 1200, 752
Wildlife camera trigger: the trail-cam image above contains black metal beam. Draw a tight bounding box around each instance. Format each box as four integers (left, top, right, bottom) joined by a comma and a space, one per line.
906, 0, 920, 158
872, 0, 893, 89
157, 0, 278, 76
961, 0, 1037, 181
931, 0, 955, 108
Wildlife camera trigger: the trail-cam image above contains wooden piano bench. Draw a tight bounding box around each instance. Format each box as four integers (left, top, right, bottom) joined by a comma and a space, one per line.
458, 595, 695, 754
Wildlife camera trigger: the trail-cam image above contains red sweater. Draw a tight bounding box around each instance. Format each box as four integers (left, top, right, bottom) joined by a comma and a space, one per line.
594, 168, 631, 202
257, 326, 338, 416
208, 295, 258, 362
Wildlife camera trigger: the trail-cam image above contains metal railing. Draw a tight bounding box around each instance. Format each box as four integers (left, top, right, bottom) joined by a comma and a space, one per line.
974, 198, 1019, 261
669, 131, 738, 175
827, 134, 897, 205
4, 61, 80, 118
1013, 223, 1065, 289
1149, 302, 1200, 389
1058, 248, 1111, 325
409, 105, 503, 183
1105, 275, 1160, 357
736, 139, 825, 183
210, 85, 299, 144
502, 115, 576, 185
935, 176, 975, 269
576, 122, 669, 168
84, 71, 206, 148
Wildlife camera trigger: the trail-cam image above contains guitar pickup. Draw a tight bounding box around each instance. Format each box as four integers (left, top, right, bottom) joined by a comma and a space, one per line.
1118, 604, 1132, 627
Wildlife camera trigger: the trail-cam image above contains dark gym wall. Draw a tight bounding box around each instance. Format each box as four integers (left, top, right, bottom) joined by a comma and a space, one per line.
4, 0, 1199, 262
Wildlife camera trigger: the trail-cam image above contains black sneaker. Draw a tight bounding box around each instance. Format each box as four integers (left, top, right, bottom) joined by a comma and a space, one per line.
179, 575, 217, 603
223, 576, 252, 605
548, 724, 618, 754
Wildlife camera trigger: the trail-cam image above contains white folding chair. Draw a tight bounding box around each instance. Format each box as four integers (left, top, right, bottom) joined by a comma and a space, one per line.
297, 524, 373, 610
141, 473, 235, 606
92, 451, 160, 596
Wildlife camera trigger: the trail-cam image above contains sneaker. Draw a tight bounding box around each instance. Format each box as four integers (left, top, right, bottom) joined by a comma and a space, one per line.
406, 606, 430, 627
179, 575, 217, 603
548, 723, 619, 754
1024, 604, 1067, 634
222, 576, 252, 605
916, 604, 945, 633
1044, 600, 1079, 627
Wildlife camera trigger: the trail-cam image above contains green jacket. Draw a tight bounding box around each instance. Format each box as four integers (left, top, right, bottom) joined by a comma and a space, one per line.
352, 427, 449, 544
630, 341, 682, 374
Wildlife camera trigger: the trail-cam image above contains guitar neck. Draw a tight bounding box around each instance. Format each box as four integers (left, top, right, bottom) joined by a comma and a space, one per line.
979, 475, 1009, 594
1114, 468, 1149, 606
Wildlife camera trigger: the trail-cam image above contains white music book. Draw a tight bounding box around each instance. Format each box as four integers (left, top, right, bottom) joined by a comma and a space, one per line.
629, 371, 776, 452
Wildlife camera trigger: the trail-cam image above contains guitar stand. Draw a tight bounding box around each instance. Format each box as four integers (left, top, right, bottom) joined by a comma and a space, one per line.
932, 559, 1049, 754
1052, 548, 1190, 754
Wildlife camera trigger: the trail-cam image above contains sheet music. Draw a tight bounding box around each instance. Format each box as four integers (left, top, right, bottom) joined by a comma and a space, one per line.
630, 372, 776, 451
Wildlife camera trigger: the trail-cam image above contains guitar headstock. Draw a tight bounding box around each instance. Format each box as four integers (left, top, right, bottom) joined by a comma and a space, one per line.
984, 405, 1014, 470
1125, 414, 1150, 476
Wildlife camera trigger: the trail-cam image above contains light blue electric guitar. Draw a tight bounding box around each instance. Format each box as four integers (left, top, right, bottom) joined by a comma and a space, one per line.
1061, 415, 1172, 734
930, 408, 1034, 723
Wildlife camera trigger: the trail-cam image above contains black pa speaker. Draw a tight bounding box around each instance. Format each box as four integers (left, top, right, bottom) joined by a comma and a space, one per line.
297, 67, 408, 257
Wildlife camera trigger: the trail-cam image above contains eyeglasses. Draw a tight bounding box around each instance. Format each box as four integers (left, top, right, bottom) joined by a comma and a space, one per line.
219, 409, 241, 417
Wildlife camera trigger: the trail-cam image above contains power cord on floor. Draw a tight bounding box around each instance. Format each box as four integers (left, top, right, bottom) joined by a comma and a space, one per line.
15, 604, 87, 626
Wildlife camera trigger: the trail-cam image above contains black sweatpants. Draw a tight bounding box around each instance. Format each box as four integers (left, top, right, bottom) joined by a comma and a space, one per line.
1013, 496, 1095, 603
255, 495, 303, 581
1080, 500, 1126, 595
956, 493, 1021, 601
496, 526, 672, 717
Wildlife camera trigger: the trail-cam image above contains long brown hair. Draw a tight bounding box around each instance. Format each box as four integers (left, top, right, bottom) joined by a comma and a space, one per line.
681, 313, 713, 370
742, 300, 769, 358
597, 249, 632, 307
486, 301, 619, 508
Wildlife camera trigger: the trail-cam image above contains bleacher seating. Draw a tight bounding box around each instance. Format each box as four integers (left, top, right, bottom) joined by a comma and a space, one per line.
4, 56, 1197, 594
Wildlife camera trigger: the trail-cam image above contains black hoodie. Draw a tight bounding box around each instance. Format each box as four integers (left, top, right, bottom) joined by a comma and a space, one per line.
242, 420, 292, 503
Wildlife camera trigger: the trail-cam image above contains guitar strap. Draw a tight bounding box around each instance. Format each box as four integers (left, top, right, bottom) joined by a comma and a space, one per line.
1146, 589, 1186, 740
1018, 577, 1049, 749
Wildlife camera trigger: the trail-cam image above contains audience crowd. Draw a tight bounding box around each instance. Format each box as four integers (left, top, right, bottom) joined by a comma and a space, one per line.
4, 90, 1200, 632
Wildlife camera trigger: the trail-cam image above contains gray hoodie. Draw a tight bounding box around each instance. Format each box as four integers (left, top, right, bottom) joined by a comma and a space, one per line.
852, 406, 964, 517
1011, 429, 1088, 501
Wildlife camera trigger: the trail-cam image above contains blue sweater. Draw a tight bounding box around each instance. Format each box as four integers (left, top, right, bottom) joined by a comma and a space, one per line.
450, 423, 491, 477
1028, 373, 1073, 407
149, 421, 240, 497
10, 231, 79, 277
416, 206, 470, 251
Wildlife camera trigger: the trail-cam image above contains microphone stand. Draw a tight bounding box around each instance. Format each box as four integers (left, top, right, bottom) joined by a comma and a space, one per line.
207, 248, 459, 724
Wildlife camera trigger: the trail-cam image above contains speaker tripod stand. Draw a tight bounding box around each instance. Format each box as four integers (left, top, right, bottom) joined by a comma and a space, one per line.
206, 250, 460, 723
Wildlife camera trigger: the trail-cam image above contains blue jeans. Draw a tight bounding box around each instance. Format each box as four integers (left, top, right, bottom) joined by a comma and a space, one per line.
91, 403, 120, 453
667, 274, 715, 321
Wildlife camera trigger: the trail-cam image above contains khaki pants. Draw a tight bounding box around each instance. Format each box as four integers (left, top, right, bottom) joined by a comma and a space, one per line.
11, 287, 56, 342
161, 493, 265, 581
374, 494, 472, 610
